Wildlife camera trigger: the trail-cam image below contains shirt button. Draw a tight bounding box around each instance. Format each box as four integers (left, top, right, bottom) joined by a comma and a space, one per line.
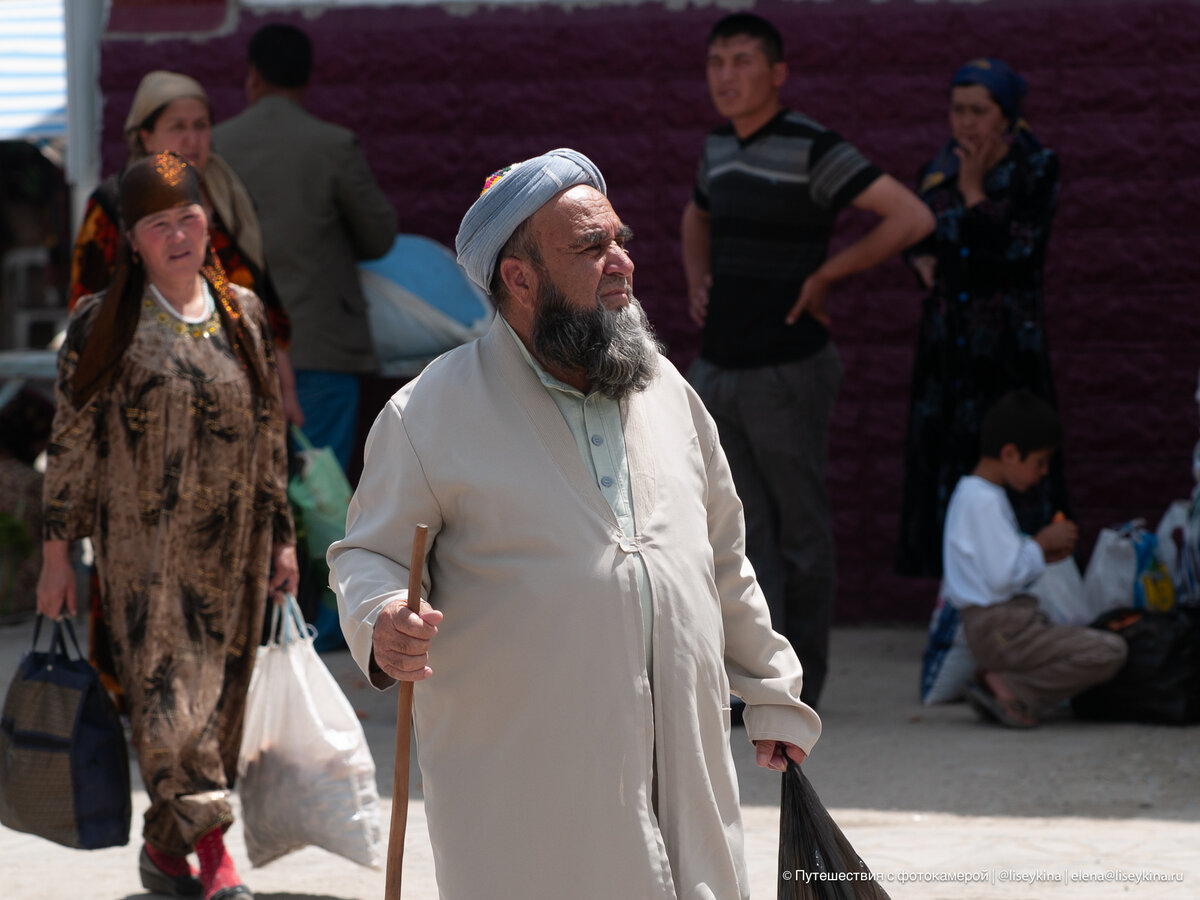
960, 247, 970, 258
958, 291, 968, 302
591, 434, 603, 446
600, 476, 613, 487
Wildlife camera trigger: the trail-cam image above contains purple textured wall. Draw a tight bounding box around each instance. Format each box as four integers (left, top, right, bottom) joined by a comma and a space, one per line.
99, 0, 1200, 622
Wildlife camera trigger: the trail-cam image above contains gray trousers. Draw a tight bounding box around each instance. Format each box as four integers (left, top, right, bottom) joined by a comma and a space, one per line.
960, 596, 1128, 714
689, 344, 842, 707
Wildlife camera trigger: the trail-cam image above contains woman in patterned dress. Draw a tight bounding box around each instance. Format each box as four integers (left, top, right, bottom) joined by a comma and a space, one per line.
70, 70, 304, 708
37, 152, 297, 900
897, 58, 1069, 578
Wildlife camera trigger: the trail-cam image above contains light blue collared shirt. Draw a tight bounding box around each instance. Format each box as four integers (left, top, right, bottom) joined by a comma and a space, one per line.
502, 318, 653, 670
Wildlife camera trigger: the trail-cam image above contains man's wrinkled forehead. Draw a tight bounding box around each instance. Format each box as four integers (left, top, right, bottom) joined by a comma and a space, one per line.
530, 184, 626, 244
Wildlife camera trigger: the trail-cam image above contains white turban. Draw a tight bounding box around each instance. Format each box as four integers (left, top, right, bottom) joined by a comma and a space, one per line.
455, 148, 606, 293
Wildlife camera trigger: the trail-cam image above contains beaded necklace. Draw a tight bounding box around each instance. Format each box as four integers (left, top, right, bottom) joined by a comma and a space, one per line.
145, 282, 220, 340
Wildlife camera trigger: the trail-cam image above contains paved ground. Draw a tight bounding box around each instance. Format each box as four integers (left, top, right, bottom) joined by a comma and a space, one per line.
2, 617, 1197, 899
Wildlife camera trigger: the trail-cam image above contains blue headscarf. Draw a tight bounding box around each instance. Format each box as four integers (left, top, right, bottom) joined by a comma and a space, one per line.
456, 148, 607, 293
952, 58, 1026, 121
921, 58, 1041, 196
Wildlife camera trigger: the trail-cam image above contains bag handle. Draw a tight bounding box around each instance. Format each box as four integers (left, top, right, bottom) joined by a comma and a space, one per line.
31, 615, 85, 662
266, 593, 313, 647
289, 424, 317, 453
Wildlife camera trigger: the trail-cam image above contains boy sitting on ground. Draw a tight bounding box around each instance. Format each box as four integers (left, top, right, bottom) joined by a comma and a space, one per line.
943, 390, 1127, 727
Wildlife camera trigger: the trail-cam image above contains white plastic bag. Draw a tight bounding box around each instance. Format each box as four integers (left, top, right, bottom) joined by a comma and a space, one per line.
1083, 519, 1176, 614
237, 596, 383, 869
1082, 522, 1142, 615
1180, 488, 1200, 606
919, 594, 976, 704
1156, 500, 1190, 595
1029, 558, 1093, 626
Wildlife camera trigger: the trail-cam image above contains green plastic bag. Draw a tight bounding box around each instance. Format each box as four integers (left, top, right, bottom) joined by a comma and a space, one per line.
287, 426, 353, 563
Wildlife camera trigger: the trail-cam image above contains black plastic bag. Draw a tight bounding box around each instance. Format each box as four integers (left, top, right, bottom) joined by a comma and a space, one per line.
1072, 607, 1200, 724
778, 762, 890, 899
0, 617, 131, 849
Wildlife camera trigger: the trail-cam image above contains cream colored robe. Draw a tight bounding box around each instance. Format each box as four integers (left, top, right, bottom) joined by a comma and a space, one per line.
330, 316, 820, 899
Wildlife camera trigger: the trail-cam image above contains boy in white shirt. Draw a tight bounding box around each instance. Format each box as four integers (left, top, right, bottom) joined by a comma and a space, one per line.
943, 390, 1127, 727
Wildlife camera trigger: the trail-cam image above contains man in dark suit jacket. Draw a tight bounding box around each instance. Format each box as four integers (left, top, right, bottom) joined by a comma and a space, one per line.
215, 23, 397, 471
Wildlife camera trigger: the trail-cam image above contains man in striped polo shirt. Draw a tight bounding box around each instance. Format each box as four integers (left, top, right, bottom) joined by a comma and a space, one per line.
681, 13, 934, 707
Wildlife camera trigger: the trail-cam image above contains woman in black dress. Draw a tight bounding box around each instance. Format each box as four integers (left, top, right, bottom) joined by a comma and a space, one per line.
898, 58, 1068, 578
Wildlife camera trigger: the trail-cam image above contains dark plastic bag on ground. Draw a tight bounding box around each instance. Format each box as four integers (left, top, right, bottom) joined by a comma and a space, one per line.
1071, 607, 1200, 724
779, 761, 890, 899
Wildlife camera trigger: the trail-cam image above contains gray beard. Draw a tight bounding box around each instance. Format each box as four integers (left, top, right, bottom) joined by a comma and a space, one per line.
531, 280, 662, 401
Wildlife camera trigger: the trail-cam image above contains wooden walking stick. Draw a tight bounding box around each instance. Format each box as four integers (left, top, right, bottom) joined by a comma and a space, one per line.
385, 523, 429, 899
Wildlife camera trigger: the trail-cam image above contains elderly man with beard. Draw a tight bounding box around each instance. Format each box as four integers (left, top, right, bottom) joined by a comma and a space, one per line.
330, 149, 820, 899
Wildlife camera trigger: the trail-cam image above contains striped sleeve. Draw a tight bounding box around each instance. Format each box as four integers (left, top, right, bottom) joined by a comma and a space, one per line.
808, 132, 881, 211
